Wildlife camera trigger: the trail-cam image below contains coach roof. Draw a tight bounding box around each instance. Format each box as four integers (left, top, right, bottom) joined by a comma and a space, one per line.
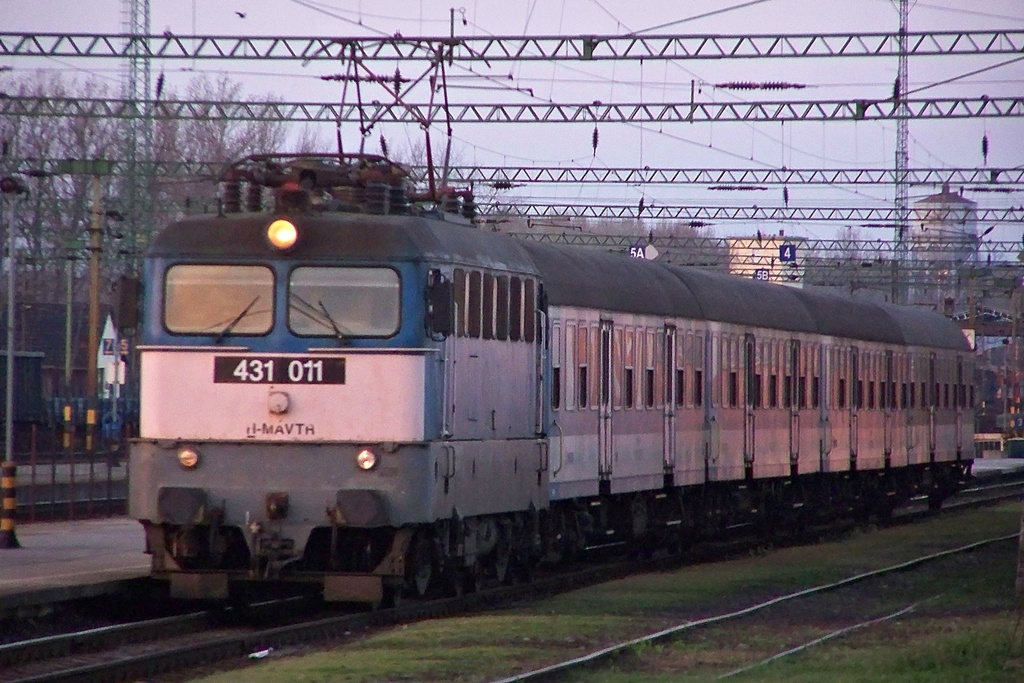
522, 241, 967, 350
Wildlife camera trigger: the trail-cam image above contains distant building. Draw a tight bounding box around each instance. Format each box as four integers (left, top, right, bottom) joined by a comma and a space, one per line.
726, 231, 805, 287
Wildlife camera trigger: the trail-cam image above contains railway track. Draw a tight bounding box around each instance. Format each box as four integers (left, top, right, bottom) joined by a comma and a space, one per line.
3, 477, 1020, 683
491, 530, 1019, 683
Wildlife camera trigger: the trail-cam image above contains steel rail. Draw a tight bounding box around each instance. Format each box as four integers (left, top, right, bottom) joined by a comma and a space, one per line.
492, 530, 1020, 683
2, 30, 1023, 61
0, 610, 209, 669
3, 95, 1022, 124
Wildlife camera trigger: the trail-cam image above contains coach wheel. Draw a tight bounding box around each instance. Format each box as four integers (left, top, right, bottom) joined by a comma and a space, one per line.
493, 527, 512, 585
408, 533, 434, 598
442, 567, 465, 598
383, 582, 404, 609
463, 561, 484, 594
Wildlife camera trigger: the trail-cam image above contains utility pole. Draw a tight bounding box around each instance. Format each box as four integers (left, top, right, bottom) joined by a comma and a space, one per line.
86, 174, 102, 452
56, 158, 112, 452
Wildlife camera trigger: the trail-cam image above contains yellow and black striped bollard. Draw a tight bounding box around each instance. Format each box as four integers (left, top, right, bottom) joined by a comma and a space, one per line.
1, 461, 19, 549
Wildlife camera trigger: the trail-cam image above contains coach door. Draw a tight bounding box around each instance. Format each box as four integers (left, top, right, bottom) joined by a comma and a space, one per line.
955, 355, 965, 458
850, 346, 860, 468
788, 339, 800, 474
928, 353, 937, 460
883, 350, 894, 466
663, 326, 678, 476
598, 321, 614, 481
534, 284, 546, 436
744, 333, 756, 473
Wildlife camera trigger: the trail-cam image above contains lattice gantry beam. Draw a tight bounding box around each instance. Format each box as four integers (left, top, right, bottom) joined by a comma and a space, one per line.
7, 158, 1024, 188
440, 166, 1024, 187
7, 157, 1024, 188
483, 202, 1024, 222
3, 95, 1022, 123
2, 30, 1023, 61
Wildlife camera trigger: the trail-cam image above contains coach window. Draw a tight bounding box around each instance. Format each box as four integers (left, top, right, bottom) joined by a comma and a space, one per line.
797, 345, 807, 409
675, 366, 686, 408
578, 325, 590, 409
551, 322, 562, 410
454, 269, 468, 337
866, 352, 875, 410
509, 277, 522, 341
768, 341, 778, 408
166, 264, 274, 335
624, 328, 635, 408
468, 271, 482, 337
496, 275, 510, 341
481, 274, 493, 339
524, 279, 536, 343
646, 330, 657, 409
289, 267, 400, 337
565, 323, 577, 410
694, 335, 704, 408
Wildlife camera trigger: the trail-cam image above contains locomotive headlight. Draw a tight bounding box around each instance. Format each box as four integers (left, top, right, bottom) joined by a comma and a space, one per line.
356, 448, 378, 471
177, 447, 200, 469
267, 218, 298, 250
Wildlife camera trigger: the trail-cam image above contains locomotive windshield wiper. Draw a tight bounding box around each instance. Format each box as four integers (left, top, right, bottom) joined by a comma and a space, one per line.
317, 298, 349, 346
290, 292, 350, 345
214, 295, 260, 344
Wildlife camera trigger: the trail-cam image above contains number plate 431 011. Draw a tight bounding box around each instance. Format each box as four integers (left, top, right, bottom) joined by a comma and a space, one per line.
213, 356, 346, 384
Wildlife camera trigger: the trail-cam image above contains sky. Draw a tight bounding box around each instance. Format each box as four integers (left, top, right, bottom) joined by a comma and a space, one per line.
2, 0, 1023, 242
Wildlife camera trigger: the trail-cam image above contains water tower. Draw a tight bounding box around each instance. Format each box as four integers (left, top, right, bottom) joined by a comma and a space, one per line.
908, 183, 979, 309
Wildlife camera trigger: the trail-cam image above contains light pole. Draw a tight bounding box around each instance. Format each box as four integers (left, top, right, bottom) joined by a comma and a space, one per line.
1, 174, 29, 463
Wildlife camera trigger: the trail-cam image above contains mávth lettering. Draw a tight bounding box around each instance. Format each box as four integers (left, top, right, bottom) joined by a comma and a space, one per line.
246, 422, 317, 438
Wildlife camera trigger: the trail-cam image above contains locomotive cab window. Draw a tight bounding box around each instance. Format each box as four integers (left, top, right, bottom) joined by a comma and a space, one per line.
165, 264, 274, 335
288, 267, 400, 337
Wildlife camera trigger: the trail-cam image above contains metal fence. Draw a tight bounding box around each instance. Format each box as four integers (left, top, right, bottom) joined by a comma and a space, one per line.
10, 424, 127, 522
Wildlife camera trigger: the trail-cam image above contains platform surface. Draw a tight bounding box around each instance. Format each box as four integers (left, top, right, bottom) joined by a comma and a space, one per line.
0, 517, 149, 610
972, 457, 1024, 477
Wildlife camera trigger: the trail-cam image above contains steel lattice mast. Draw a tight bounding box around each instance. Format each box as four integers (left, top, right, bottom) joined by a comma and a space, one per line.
893, 0, 910, 304
121, 0, 151, 273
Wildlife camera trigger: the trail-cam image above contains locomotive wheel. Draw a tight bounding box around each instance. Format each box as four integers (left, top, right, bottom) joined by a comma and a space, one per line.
442, 567, 465, 598
408, 533, 434, 598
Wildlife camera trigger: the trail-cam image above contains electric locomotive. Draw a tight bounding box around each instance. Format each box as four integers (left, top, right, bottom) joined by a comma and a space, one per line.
130, 154, 547, 603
